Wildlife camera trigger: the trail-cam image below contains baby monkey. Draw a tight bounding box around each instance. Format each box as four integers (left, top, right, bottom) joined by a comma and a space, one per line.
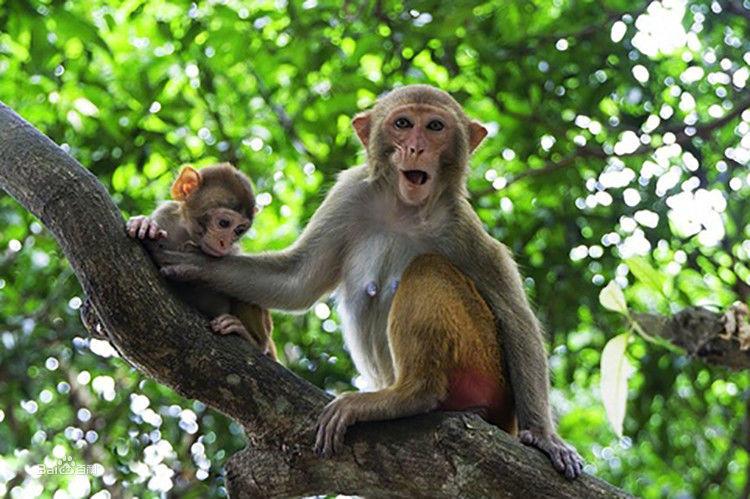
127, 163, 276, 359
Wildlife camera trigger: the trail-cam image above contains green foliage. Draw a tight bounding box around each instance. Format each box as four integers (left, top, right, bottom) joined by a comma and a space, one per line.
1, 0, 750, 497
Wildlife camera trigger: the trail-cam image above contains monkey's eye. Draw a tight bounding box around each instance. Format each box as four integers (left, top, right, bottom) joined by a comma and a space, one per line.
219, 219, 231, 228
234, 226, 246, 236
394, 117, 412, 129
426, 120, 444, 131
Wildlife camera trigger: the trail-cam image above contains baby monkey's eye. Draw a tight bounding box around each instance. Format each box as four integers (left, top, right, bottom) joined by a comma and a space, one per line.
426, 120, 444, 131
394, 117, 412, 129
234, 226, 246, 236
219, 219, 231, 228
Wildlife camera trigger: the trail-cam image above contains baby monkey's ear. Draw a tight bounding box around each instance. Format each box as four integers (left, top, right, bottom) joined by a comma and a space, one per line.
170, 166, 202, 201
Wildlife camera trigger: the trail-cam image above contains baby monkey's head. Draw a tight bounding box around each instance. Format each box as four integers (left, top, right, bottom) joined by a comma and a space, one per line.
171, 163, 257, 257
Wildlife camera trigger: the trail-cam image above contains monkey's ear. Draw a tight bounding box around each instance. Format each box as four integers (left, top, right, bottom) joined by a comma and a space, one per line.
468, 121, 488, 153
171, 166, 202, 201
352, 112, 371, 147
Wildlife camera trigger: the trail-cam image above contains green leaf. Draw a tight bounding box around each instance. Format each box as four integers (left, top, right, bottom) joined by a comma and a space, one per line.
625, 256, 667, 295
600, 333, 634, 438
599, 281, 628, 314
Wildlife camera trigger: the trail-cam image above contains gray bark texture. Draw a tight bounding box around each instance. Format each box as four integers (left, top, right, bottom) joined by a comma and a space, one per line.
634, 308, 750, 370
0, 102, 630, 498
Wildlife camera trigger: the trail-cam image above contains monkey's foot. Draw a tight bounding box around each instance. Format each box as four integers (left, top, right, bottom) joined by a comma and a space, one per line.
315, 393, 361, 458
519, 429, 584, 480
211, 314, 253, 340
126, 215, 167, 240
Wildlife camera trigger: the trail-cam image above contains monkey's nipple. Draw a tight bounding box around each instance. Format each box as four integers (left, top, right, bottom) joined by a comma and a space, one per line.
365, 281, 378, 297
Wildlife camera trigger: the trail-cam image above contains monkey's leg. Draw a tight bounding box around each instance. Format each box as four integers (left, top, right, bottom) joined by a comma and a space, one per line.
230, 302, 276, 360
316, 254, 505, 456
212, 304, 276, 360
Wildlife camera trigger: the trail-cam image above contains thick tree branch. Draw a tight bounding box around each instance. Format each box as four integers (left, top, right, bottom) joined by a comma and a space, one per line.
634, 307, 750, 370
0, 102, 628, 498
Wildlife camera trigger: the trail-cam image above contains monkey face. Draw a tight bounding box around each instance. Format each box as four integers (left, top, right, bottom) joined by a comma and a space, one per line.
352, 86, 489, 206
380, 104, 457, 206
197, 207, 251, 257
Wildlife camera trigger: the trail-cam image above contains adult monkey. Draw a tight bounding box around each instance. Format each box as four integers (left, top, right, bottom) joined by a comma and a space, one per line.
159, 85, 583, 479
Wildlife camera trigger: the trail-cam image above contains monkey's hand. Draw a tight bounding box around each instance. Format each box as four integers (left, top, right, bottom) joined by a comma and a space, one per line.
315, 392, 363, 458
519, 429, 584, 480
157, 250, 211, 282
126, 215, 167, 240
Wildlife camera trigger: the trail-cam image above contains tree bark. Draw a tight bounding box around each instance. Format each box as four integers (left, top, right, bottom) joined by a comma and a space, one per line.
0, 102, 630, 498
634, 307, 750, 370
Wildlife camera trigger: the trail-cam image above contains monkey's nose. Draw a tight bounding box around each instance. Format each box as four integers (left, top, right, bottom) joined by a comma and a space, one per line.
408, 147, 425, 156
219, 240, 226, 248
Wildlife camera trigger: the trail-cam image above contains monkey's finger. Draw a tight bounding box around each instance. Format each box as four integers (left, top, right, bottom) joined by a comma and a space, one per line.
553, 436, 583, 479
210, 321, 231, 335
322, 410, 344, 457
156, 229, 168, 239
314, 422, 326, 455
137, 218, 151, 239
225, 325, 247, 336
314, 411, 335, 455
126, 218, 142, 238
569, 450, 584, 478
576, 457, 584, 477
332, 412, 351, 454
218, 319, 244, 332
560, 448, 577, 480
211, 317, 232, 330
315, 403, 341, 456
315, 405, 335, 440
547, 446, 566, 474
316, 400, 340, 428
147, 222, 161, 240
218, 317, 242, 328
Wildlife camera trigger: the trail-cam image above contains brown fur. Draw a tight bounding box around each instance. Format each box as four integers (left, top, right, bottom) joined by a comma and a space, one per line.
389, 254, 517, 433
130, 163, 275, 360
177, 163, 257, 222
157, 86, 583, 479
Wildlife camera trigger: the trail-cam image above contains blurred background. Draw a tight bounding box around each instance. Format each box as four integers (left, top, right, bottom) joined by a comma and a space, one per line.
1, 0, 749, 497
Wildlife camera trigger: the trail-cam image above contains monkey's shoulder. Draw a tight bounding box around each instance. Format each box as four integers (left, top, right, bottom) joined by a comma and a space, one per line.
336, 164, 369, 184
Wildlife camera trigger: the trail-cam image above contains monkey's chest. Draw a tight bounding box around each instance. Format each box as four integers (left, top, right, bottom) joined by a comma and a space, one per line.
336, 233, 430, 387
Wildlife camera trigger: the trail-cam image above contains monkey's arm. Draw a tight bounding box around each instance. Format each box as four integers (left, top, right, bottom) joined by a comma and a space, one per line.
159, 172, 359, 310
446, 203, 583, 479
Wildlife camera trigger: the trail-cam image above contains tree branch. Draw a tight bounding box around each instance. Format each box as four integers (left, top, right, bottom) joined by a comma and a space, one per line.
0, 102, 628, 498
633, 307, 750, 370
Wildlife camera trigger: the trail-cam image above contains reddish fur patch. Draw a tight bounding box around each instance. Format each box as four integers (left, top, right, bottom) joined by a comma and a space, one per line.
439, 368, 512, 429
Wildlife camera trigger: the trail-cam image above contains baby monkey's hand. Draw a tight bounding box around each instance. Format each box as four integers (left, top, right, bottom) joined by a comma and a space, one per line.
127, 215, 167, 240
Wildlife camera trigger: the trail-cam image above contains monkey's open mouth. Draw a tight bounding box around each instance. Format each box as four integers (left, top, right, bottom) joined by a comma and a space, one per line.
401, 170, 429, 186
